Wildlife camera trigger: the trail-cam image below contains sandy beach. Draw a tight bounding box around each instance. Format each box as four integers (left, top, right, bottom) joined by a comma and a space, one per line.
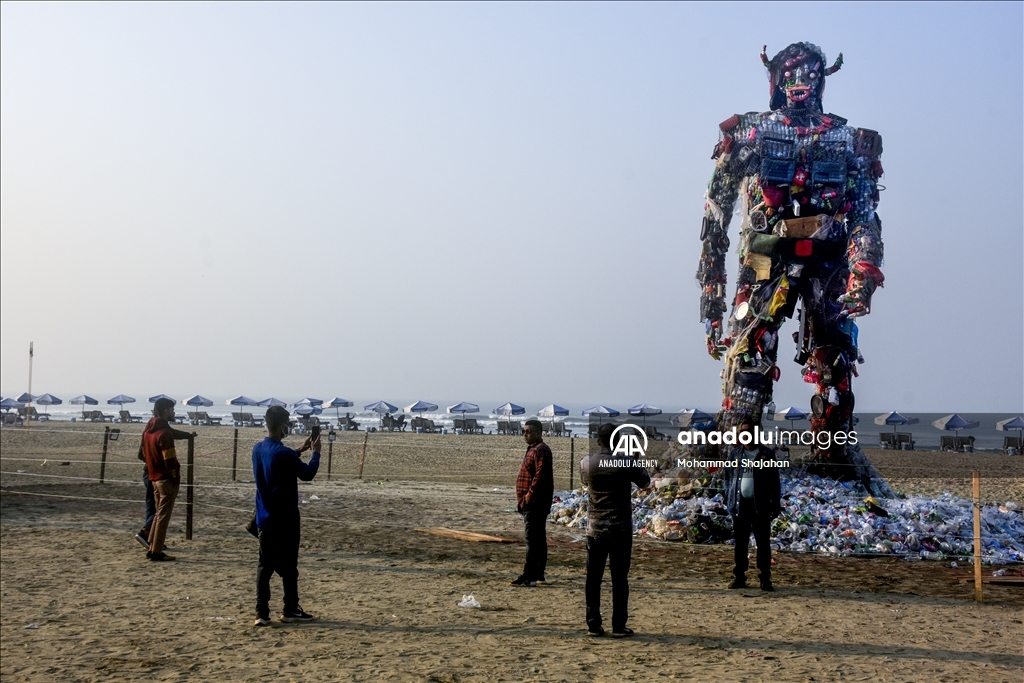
2, 423, 1023, 681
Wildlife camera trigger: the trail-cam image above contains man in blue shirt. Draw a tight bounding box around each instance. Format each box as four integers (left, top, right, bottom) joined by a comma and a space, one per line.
252, 405, 321, 626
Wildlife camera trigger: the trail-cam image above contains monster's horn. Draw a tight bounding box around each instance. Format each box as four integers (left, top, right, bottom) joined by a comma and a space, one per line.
825, 52, 844, 75
760, 45, 770, 68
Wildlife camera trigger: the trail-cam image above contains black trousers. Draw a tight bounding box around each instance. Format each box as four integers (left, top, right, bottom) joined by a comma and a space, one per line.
522, 504, 550, 581
256, 517, 301, 617
585, 532, 632, 631
733, 498, 772, 581
143, 467, 155, 531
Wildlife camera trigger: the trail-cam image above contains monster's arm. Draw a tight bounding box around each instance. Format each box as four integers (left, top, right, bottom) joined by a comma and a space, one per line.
840, 129, 885, 318
697, 122, 743, 357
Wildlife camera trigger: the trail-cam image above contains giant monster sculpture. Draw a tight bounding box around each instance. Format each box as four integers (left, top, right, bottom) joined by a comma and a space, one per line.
698, 43, 884, 474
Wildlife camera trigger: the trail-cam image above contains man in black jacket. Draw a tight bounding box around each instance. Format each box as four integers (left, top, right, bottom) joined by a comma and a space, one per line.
579, 422, 651, 637
723, 419, 783, 591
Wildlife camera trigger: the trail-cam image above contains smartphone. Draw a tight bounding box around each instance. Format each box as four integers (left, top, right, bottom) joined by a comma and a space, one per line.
310, 425, 321, 443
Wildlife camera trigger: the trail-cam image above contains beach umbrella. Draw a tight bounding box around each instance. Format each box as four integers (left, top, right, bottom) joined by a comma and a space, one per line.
16, 393, 36, 403
69, 395, 99, 416
258, 397, 287, 408
294, 397, 324, 407
365, 400, 398, 428
996, 416, 1024, 431
583, 405, 620, 427
627, 403, 662, 429
671, 408, 715, 429
326, 397, 354, 421
0, 398, 25, 412
773, 406, 808, 428
493, 402, 526, 417
34, 393, 62, 415
873, 411, 920, 435
538, 404, 569, 417
149, 394, 176, 404
184, 395, 213, 407
932, 413, 980, 436
405, 400, 438, 413
448, 402, 479, 414
227, 396, 258, 407
293, 404, 323, 416
108, 394, 136, 408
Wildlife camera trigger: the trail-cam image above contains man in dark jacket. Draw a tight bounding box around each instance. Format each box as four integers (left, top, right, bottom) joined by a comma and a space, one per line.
252, 405, 321, 626
723, 419, 783, 591
512, 419, 554, 586
135, 400, 195, 550
579, 422, 651, 637
140, 398, 191, 561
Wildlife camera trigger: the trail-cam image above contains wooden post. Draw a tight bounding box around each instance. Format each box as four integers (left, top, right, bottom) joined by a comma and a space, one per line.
358, 432, 368, 479
570, 436, 574, 490
186, 435, 195, 540
973, 469, 982, 602
99, 426, 110, 483
231, 428, 238, 482
327, 438, 334, 481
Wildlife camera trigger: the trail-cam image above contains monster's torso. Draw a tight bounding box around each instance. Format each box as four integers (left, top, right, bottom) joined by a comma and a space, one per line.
714, 109, 881, 239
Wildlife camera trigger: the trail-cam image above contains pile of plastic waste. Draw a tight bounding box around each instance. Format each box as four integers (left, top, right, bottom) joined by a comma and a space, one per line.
550, 457, 1024, 565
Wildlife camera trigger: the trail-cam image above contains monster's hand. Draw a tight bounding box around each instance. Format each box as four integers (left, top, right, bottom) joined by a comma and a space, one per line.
705, 317, 724, 359
839, 262, 885, 318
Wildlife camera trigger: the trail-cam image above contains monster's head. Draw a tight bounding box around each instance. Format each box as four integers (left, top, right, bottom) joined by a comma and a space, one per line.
761, 42, 843, 112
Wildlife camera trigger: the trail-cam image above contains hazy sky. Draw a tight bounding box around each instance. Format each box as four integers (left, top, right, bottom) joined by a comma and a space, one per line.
2, 2, 1021, 413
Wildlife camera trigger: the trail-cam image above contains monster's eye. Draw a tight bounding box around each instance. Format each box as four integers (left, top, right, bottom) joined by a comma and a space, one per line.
784, 71, 792, 78
809, 72, 817, 80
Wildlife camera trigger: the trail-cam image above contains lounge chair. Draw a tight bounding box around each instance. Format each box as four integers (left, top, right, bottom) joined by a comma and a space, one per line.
3, 413, 24, 427
940, 435, 974, 452
644, 425, 666, 441
497, 420, 510, 435
197, 411, 222, 425
508, 421, 522, 436
465, 418, 484, 434
119, 410, 144, 424
393, 414, 407, 432
894, 432, 915, 450
17, 407, 48, 422
337, 416, 360, 431
423, 418, 441, 433
453, 418, 466, 431
551, 421, 572, 437
878, 433, 898, 449
1003, 435, 1022, 454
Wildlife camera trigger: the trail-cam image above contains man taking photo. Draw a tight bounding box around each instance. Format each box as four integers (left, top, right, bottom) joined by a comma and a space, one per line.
252, 405, 321, 626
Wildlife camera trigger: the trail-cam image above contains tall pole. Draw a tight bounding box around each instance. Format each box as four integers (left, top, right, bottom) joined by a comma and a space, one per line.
99, 426, 110, 483
327, 437, 334, 481
973, 470, 982, 602
358, 432, 368, 479
232, 428, 239, 482
186, 435, 195, 540
26, 342, 33, 431
570, 436, 574, 490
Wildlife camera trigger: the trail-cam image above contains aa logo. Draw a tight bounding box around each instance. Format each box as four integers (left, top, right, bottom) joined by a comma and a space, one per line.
610, 424, 648, 457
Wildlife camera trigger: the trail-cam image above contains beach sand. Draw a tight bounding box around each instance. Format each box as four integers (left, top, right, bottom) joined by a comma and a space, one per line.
2, 423, 1022, 681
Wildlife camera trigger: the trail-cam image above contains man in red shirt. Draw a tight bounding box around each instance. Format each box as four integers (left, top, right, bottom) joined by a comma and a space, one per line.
141, 398, 184, 561
512, 419, 554, 586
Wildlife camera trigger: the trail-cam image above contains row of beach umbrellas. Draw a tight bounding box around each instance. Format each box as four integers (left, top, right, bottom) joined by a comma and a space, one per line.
2, 395, 1021, 436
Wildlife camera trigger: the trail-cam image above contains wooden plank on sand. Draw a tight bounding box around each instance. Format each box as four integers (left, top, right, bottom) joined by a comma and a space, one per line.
415, 528, 517, 543
958, 576, 1024, 587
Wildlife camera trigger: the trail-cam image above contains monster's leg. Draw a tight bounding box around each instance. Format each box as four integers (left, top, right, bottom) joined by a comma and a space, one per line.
715, 268, 789, 433
802, 267, 859, 477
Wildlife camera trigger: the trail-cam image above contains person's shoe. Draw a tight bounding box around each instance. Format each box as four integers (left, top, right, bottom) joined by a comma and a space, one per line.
253, 616, 271, 627
139, 527, 150, 538
510, 576, 536, 587
587, 626, 605, 637
148, 552, 176, 561
281, 607, 314, 622
611, 628, 635, 638
728, 577, 747, 589
135, 534, 151, 550
760, 578, 775, 592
